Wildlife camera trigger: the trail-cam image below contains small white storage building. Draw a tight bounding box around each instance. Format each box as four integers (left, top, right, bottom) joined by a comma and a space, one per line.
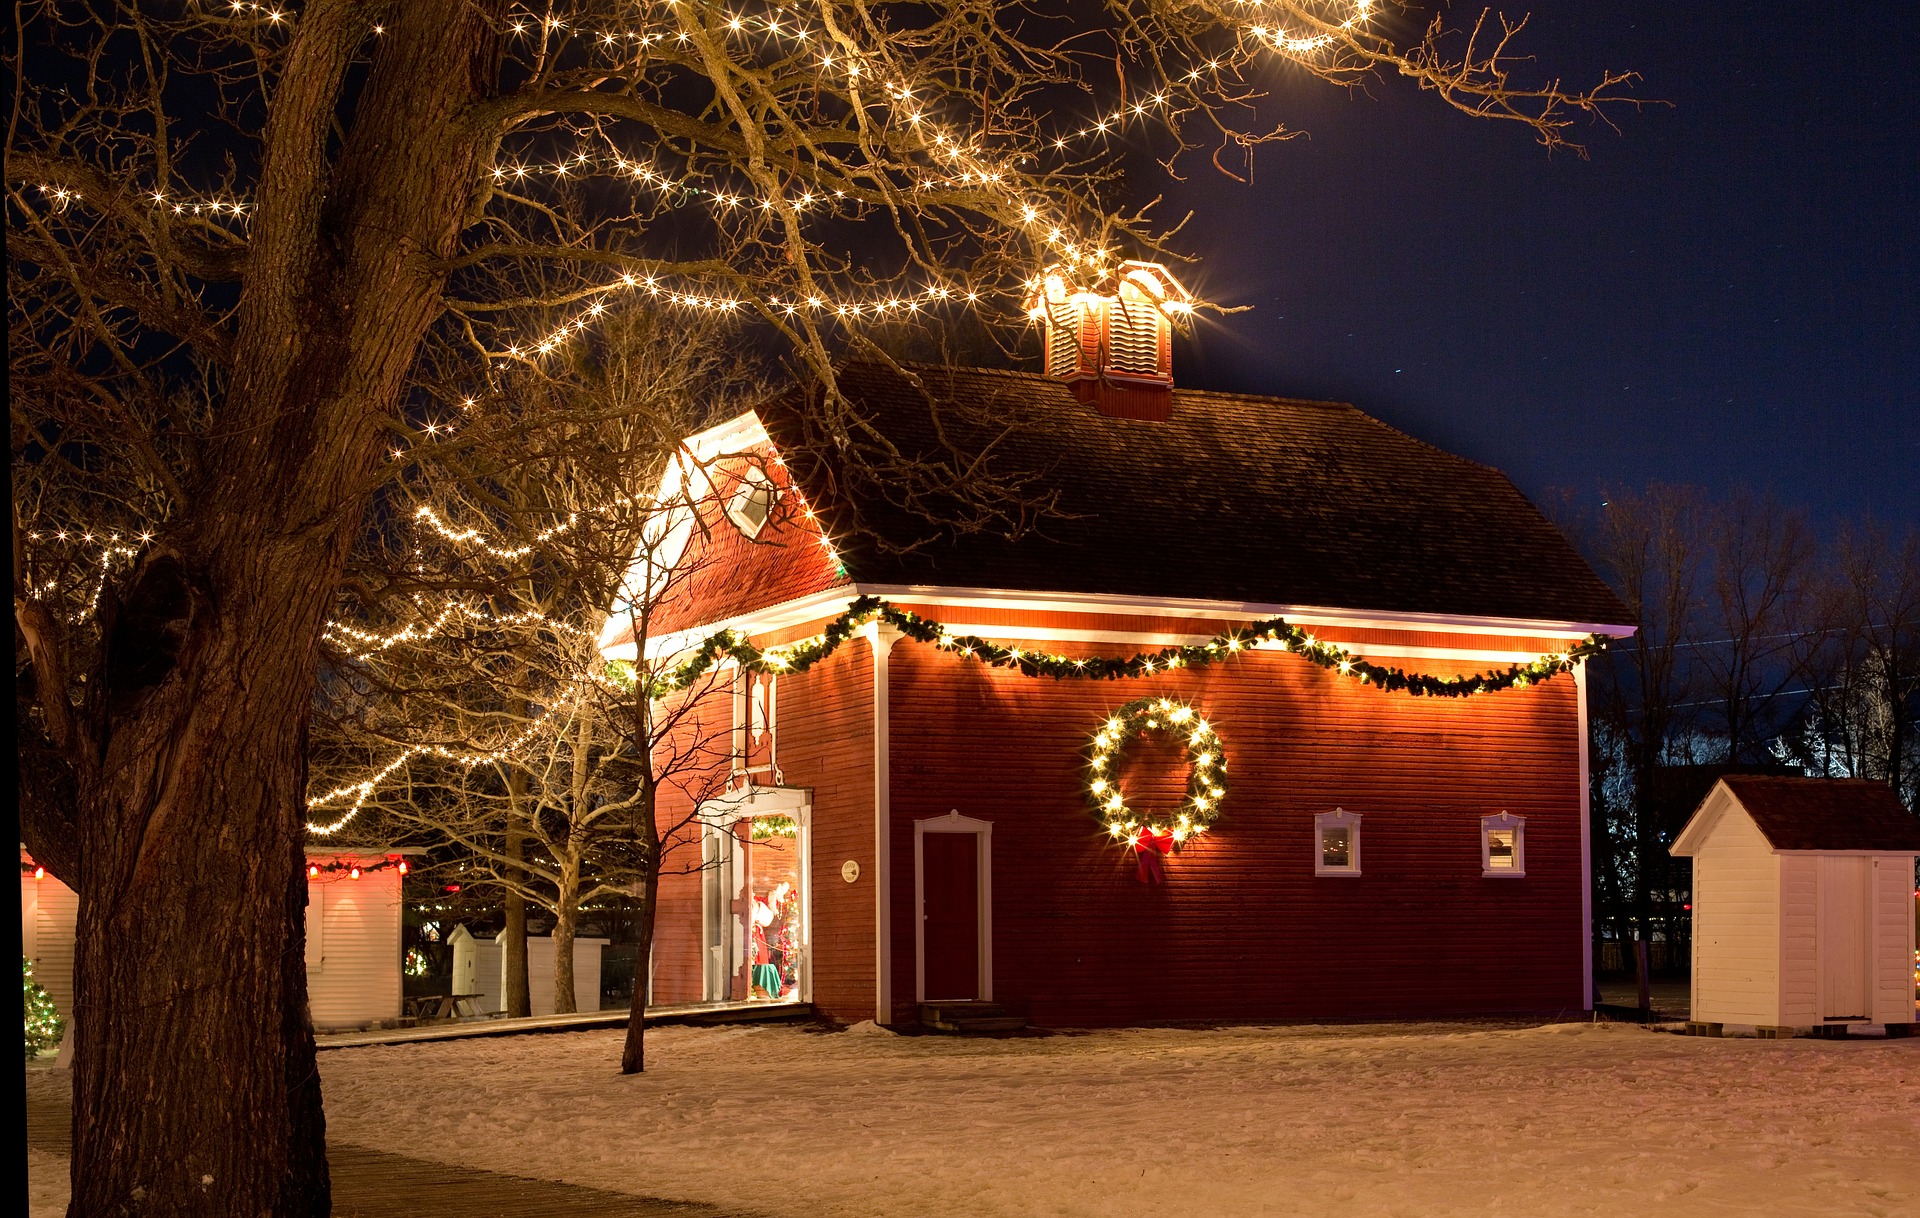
305, 853, 406, 1031
22, 851, 405, 1034
1671, 776, 1920, 1033
450, 925, 607, 1016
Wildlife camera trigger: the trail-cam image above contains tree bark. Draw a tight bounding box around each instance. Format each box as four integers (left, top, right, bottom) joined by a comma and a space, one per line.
503, 769, 531, 1018
621, 779, 662, 1074
552, 882, 580, 1015
49, 5, 507, 1212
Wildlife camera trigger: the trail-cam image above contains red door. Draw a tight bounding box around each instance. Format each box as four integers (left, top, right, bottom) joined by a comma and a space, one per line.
921, 833, 980, 1000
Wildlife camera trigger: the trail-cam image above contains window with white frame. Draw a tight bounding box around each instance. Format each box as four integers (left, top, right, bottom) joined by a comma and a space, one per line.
1314, 808, 1362, 876
1481, 812, 1525, 877
726, 463, 778, 537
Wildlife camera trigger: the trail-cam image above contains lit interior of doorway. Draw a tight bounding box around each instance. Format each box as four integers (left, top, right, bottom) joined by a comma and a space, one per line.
743, 816, 802, 1002
705, 808, 805, 1005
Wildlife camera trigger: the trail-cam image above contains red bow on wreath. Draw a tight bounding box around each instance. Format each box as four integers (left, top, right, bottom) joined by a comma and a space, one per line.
1130, 828, 1175, 884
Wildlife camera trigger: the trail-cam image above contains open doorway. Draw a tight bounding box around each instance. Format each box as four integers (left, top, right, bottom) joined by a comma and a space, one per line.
700, 787, 810, 1006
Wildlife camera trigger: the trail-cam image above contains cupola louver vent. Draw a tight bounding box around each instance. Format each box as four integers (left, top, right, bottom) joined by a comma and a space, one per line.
1025, 261, 1193, 420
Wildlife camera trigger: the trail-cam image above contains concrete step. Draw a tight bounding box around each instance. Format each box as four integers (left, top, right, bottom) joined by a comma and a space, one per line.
919, 1001, 1028, 1034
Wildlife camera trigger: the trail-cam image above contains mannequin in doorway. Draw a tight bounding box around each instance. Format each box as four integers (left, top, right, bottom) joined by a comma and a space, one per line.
749, 881, 791, 999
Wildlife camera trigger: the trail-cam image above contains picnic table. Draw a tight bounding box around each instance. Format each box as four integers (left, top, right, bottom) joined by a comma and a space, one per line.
404, 993, 488, 1021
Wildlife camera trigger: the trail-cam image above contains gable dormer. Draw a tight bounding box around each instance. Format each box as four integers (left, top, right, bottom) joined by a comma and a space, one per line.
1026, 260, 1193, 420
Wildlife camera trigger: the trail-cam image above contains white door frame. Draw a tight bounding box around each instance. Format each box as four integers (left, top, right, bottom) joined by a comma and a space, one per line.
913, 811, 993, 1003
696, 785, 814, 1005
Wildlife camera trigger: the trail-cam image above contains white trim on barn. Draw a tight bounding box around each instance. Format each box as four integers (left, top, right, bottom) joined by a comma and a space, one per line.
913, 811, 995, 1004
1313, 808, 1363, 876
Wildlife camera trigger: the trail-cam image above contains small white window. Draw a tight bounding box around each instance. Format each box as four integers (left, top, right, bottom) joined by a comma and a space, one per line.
1481, 812, 1525, 877
726, 463, 777, 537
1314, 808, 1361, 876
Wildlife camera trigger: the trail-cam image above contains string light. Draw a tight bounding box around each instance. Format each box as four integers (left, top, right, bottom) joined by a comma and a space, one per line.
654, 595, 1607, 701
1087, 697, 1227, 840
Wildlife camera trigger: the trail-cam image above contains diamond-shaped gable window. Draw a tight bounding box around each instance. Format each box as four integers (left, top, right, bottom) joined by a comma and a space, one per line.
727, 464, 777, 537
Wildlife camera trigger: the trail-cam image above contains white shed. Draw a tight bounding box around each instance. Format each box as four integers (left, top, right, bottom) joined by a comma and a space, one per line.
20, 851, 405, 1035
305, 853, 406, 1031
1671, 776, 1920, 1034
449, 925, 607, 1016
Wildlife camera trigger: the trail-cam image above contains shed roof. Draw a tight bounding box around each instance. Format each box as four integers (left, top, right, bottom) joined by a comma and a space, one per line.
1687, 776, 1920, 853
764, 361, 1633, 627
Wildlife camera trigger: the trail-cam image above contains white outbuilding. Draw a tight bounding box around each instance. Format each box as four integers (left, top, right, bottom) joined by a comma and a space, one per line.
450, 924, 608, 1016
1671, 775, 1920, 1034
22, 850, 406, 1036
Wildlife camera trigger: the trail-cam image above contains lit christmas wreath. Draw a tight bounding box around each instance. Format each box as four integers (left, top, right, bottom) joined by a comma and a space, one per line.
1087, 697, 1226, 880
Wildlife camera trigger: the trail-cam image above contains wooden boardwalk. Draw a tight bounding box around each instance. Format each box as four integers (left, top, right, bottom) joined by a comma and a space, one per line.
25, 1087, 751, 1217
317, 1000, 809, 1050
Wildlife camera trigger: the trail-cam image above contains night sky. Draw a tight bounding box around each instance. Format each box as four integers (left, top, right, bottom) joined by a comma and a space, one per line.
1160, 1, 1916, 526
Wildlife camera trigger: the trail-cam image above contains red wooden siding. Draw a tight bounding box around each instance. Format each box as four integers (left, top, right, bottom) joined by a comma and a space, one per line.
647, 637, 878, 1022
644, 595, 1591, 1026
882, 635, 1585, 1026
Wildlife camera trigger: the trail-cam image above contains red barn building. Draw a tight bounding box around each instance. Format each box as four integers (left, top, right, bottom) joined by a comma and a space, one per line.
603, 267, 1634, 1028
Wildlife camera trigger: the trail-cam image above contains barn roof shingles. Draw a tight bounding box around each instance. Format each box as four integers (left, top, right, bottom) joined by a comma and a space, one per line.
763, 362, 1633, 627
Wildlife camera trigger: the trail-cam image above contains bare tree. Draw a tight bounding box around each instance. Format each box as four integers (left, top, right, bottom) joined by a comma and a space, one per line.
1780, 522, 1920, 807
10, 2, 1634, 1211
1698, 489, 1815, 763
1571, 487, 1703, 939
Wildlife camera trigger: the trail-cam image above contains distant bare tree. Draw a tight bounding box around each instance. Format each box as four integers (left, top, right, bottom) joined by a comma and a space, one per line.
1698, 489, 1816, 763
1779, 522, 1920, 808
1570, 486, 1703, 940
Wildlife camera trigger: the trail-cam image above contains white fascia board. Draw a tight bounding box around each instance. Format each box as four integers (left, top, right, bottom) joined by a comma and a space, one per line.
597, 410, 776, 654
684, 409, 770, 460
1668, 782, 1733, 857
617, 581, 1633, 664
854, 584, 1637, 640
1770, 849, 1920, 858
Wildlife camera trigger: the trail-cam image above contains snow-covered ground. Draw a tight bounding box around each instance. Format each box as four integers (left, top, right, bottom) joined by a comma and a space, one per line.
28, 1021, 1920, 1216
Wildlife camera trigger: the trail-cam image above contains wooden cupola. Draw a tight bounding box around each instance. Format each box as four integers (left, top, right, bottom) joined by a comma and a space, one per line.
1026, 261, 1194, 420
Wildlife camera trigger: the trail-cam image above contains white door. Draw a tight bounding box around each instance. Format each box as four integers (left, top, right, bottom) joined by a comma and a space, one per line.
1816, 856, 1870, 1020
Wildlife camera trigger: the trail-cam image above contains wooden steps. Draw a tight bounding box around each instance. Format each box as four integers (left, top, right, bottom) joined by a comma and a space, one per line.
918, 1001, 1028, 1034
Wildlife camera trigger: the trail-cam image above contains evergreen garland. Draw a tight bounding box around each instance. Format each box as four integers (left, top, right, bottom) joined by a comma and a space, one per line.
636, 595, 1607, 700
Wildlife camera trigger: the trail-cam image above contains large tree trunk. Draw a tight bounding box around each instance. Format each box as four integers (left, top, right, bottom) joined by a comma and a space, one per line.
40, 6, 508, 1212
69, 537, 347, 1216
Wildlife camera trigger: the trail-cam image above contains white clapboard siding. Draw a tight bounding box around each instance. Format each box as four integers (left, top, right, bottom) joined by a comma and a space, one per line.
518, 935, 609, 1016
1776, 854, 1819, 1025
22, 871, 80, 1023
23, 856, 403, 1034
1690, 800, 1782, 1026
1871, 856, 1918, 1026
307, 865, 403, 1031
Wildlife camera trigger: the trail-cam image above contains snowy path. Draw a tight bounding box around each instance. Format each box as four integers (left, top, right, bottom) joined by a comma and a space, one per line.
307, 1021, 1920, 1218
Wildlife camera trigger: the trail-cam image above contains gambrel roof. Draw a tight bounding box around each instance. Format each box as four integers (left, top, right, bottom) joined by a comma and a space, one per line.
760, 361, 1633, 627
